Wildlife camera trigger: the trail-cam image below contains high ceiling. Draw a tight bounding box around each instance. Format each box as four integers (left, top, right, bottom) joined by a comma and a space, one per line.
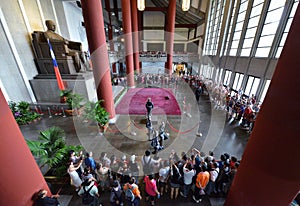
150, 0, 206, 26
74, 0, 207, 32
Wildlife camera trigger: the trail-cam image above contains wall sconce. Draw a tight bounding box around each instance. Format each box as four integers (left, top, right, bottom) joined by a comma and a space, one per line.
182, 0, 190, 11
137, 0, 145, 11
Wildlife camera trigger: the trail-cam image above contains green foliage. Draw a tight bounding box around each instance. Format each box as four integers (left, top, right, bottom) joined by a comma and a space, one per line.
94, 100, 110, 126
67, 93, 84, 109
82, 101, 96, 122
26, 126, 83, 177
60, 90, 84, 109
59, 89, 72, 98
82, 100, 110, 126
8, 101, 41, 125
8, 101, 17, 114
18, 101, 30, 114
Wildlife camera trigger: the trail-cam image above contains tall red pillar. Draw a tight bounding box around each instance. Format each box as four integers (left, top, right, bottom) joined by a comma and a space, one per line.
138, 10, 144, 71
0, 90, 50, 205
225, 5, 300, 206
165, 0, 176, 75
81, 0, 116, 120
131, 0, 140, 74
121, 0, 135, 87
104, 0, 117, 74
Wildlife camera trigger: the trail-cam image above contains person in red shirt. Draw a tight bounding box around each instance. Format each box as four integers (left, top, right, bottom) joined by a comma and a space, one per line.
144, 174, 160, 206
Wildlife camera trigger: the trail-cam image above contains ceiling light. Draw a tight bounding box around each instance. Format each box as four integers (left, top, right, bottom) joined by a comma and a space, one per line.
137, 0, 145, 11
182, 0, 190, 11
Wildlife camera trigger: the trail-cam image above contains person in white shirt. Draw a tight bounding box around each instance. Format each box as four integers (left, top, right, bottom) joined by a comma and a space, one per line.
180, 162, 196, 198
141, 150, 161, 175
78, 179, 100, 205
158, 160, 170, 196
206, 162, 219, 195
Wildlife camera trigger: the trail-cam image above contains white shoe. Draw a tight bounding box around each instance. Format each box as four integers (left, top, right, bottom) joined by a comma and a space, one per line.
192, 195, 200, 203
196, 132, 202, 137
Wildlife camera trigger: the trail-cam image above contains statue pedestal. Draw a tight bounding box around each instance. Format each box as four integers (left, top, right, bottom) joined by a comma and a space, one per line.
29, 71, 97, 103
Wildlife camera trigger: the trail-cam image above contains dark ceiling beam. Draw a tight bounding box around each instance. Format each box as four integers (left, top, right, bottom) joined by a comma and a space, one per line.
143, 26, 166, 30
144, 7, 167, 12
143, 24, 197, 30
175, 24, 197, 28
105, 8, 122, 12
188, 7, 206, 19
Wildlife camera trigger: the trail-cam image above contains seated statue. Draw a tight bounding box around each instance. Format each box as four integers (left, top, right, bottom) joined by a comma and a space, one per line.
43, 20, 90, 72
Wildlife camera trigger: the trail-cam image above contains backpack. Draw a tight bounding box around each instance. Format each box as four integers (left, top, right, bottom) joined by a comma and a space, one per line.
82, 185, 95, 205
143, 156, 153, 174
111, 189, 122, 203
125, 186, 135, 202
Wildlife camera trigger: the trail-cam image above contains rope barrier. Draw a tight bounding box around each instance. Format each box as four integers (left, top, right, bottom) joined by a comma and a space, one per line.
106, 123, 130, 133
166, 120, 200, 135
132, 120, 148, 132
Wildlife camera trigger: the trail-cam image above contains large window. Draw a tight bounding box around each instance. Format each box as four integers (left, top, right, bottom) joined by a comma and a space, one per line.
229, 0, 250, 56
255, 0, 285, 57
204, 0, 226, 55
259, 79, 271, 103
223, 70, 232, 86
218, 68, 224, 84
224, 1, 238, 55
232, 73, 244, 91
275, 0, 299, 58
241, 0, 264, 56
244, 76, 260, 97
201, 65, 215, 79
215, 68, 219, 83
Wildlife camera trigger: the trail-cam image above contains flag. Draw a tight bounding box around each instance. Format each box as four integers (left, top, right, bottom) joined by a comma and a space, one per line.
47, 39, 65, 90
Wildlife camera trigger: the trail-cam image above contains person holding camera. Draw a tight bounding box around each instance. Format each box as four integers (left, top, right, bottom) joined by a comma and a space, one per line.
35, 189, 60, 206
67, 160, 83, 191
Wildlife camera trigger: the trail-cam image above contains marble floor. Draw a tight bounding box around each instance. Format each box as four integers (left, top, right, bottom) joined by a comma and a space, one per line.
20, 82, 249, 206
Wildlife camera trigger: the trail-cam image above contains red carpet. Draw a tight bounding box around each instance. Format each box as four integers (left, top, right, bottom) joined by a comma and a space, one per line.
115, 88, 181, 115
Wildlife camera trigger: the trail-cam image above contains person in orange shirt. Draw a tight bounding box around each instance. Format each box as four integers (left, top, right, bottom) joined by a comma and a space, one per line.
123, 177, 142, 206
193, 165, 210, 203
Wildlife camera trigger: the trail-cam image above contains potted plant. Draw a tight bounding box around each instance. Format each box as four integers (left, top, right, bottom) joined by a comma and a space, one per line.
26, 126, 83, 181
82, 101, 96, 123
59, 90, 72, 103
8, 101, 41, 125
94, 100, 110, 132
60, 90, 84, 115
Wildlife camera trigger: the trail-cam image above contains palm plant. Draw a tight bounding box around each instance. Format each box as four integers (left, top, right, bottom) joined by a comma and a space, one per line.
26, 126, 82, 176
94, 100, 110, 127
82, 101, 96, 122
66, 93, 84, 110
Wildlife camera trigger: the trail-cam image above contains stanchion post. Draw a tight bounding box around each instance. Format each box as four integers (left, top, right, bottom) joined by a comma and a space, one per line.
48, 107, 52, 118
62, 107, 66, 118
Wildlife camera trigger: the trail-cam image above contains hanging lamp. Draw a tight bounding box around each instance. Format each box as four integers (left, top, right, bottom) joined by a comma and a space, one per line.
137, 0, 145, 11
182, 0, 190, 11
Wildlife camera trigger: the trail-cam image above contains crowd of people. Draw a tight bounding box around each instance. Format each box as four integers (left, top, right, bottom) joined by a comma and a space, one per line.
178, 74, 261, 134
56, 146, 241, 206
203, 79, 261, 134
35, 72, 262, 206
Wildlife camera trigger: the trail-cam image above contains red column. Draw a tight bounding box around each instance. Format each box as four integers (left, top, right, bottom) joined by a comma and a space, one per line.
165, 0, 176, 75
121, 0, 135, 87
0, 90, 50, 205
225, 5, 300, 206
138, 10, 143, 71
81, 0, 116, 119
131, 0, 140, 74
104, 0, 117, 74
